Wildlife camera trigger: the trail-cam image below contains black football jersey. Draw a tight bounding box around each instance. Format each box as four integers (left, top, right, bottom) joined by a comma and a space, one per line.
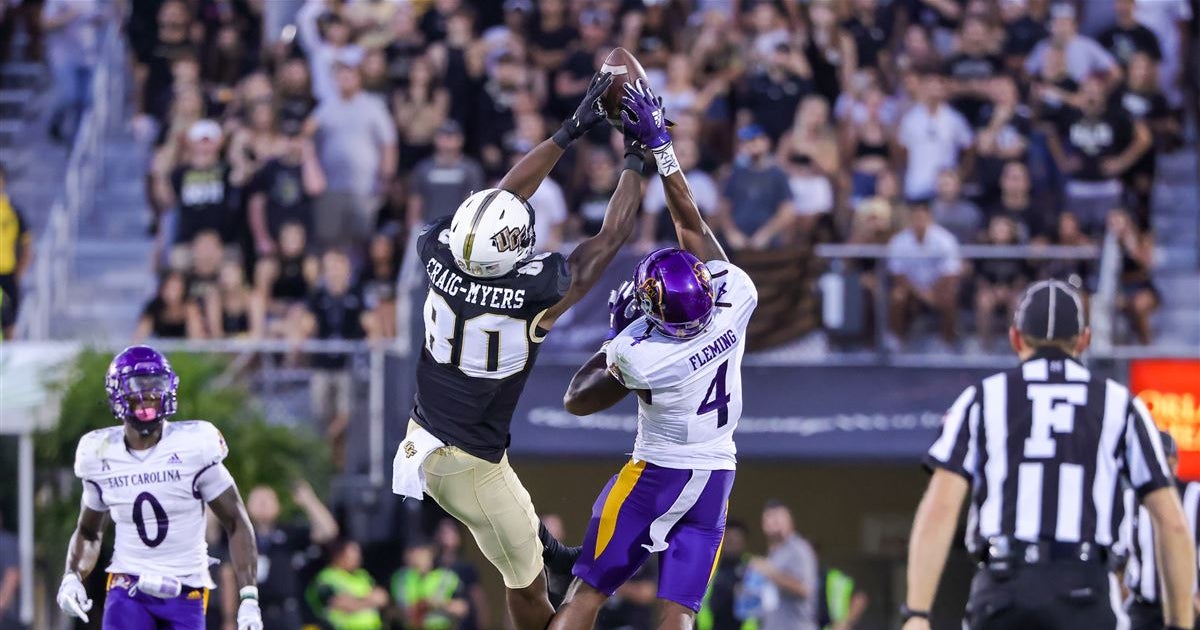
412, 216, 571, 463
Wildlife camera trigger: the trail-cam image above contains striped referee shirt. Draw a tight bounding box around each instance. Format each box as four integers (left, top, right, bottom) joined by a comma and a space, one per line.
1122, 482, 1200, 603
924, 348, 1174, 554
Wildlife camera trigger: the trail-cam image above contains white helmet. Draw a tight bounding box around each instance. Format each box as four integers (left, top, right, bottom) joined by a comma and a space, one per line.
448, 188, 536, 278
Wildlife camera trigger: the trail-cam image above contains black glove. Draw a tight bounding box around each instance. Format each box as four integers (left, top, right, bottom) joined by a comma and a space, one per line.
552, 72, 613, 148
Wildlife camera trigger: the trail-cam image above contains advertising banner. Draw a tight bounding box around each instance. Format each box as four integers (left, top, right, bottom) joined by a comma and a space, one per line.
1130, 359, 1200, 480
508, 362, 996, 460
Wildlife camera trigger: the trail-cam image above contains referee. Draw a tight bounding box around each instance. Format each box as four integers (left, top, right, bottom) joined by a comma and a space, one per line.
1124, 431, 1200, 630
901, 280, 1196, 630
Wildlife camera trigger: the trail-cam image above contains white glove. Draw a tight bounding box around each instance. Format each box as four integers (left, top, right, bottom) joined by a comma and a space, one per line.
237, 598, 263, 630
57, 573, 92, 623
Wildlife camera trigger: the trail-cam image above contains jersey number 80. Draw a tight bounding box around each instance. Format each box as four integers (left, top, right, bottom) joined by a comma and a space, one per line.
423, 291, 531, 379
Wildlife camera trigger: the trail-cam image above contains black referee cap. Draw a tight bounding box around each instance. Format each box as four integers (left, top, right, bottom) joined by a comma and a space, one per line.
1159, 430, 1178, 460
1014, 280, 1085, 341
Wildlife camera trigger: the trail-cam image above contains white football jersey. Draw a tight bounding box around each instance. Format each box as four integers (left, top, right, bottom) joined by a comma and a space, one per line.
74, 420, 234, 588
606, 260, 757, 470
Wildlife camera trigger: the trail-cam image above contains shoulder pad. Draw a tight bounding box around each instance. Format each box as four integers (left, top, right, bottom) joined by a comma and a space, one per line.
417, 216, 454, 259
518, 253, 570, 301
74, 426, 123, 478
169, 420, 229, 465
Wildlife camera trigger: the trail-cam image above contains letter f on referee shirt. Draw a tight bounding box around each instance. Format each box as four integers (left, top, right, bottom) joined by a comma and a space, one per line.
902, 280, 1196, 630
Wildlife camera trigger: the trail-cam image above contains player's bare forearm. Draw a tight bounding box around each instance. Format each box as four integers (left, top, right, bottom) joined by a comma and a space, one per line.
905, 469, 968, 612
209, 486, 258, 590
1145, 486, 1197, 627
663, 171, 727, 263
543, 169, 643, 324
65, 507, 108, 579
498, 139, 566, 201
564, 350, 631, 415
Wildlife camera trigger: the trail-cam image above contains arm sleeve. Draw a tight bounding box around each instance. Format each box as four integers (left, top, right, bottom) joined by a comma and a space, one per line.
81, 480, 109, 511
923, 385, 980, 479
1124, 396, 1173, 498
195, 463, 236, 502
295, 0, 325, 54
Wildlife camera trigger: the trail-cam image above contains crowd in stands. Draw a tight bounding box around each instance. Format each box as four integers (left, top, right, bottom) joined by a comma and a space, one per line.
111, 0, 1192, 356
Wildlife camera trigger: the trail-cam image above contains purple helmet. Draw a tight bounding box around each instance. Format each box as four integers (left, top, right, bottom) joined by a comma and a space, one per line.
105, 346, 178, 429
633, 248, 715, 339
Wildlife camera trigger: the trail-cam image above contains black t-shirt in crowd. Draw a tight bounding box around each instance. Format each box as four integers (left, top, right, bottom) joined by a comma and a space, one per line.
905, 0, 966, 31
249, 158, 313, 238
844, 8, 893, 70
140, 298, 188, 338
143, 39, 198, 122
944, 53, 1003, 127
307, 286, 366, 370
1098, 24, 1162, 66
986, 200, 1056, 243
256, 525, 317, 605
412, 215, 570, 463
385, 38, 426, 86
1003, 16, 1048, 59
1055, 106, 1136, 182
742, 71, 813, 142
1113, 88, 1168, 177
171, 163, 237, 245
573, 183, 617, 238
550, 48, 596, 121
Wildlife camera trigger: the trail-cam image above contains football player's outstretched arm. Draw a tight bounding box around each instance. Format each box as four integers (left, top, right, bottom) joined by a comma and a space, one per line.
498, 72, 613, 200
622, 78, 729, 263
662, 170, 729, 263
538, 163, 644, 329
541, 81, 673, 330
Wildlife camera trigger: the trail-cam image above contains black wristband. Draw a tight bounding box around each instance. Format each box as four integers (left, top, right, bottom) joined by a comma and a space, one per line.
1165, 625, 1189, 630
623, 152, 645, 173
551, 127, 573, 149
899, 604, 929, 622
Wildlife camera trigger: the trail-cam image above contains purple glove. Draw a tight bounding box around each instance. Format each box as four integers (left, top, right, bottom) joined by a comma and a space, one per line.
606, 280, 641, 341
620, 79, 671, 149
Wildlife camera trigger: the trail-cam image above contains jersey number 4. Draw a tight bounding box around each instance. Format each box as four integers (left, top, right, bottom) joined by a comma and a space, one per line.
424, 291, 530, 379
697, 361, 732, 427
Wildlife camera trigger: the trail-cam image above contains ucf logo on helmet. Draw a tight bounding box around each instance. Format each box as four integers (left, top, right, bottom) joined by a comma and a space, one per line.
491, 226, 532, 254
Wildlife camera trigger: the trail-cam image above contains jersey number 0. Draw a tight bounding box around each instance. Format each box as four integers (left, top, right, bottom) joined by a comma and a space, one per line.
423, 291, 531, 379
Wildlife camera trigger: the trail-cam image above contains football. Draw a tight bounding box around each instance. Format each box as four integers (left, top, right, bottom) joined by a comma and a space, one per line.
600, 47, 649, 128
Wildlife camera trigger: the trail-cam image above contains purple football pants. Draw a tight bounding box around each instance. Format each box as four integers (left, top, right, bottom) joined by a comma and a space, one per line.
102, 574, 207, 630
573, 459, 734, 612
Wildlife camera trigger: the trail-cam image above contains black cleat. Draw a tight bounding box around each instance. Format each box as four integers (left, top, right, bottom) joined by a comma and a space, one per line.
539, 522, 580, 608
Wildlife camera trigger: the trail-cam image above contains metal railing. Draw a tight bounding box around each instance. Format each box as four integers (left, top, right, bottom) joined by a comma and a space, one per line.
814, 243, 1100, 359
14, 19, 123, 340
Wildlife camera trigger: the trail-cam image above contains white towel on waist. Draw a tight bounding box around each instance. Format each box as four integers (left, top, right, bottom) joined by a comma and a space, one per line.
391, 425, 445, 500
